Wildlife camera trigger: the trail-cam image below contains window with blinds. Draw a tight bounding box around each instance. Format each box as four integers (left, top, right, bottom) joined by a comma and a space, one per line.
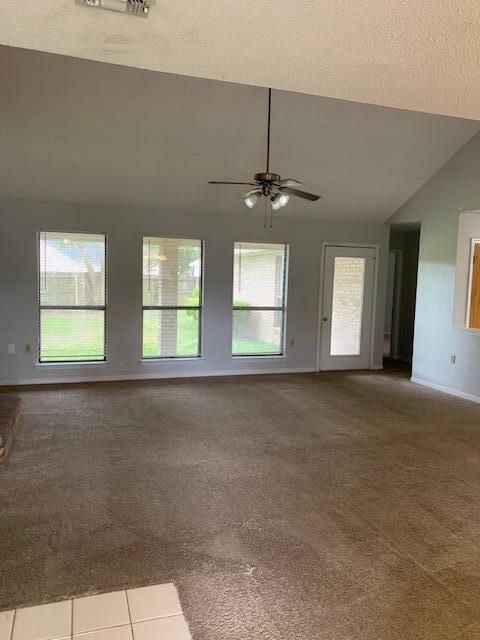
39, 232, 106, 362
143, 237, 203, 358
232, 242, 288, 356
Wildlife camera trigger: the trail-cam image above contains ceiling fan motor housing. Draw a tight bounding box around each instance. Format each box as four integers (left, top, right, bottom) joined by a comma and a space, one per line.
75, 0, 154, 16
254, 172, 281, 184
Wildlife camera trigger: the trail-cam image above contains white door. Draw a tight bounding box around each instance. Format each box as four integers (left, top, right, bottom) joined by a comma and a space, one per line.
320, 246, 376, 370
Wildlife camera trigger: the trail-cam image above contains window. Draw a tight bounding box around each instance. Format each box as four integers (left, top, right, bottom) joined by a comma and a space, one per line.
232, 242, 288, 356
467, 240, 480, 329
39, 232, 106, 362
143, 237, 203, 358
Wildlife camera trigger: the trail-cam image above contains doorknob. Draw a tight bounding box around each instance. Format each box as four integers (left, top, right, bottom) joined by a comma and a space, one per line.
323, 316, 328, 322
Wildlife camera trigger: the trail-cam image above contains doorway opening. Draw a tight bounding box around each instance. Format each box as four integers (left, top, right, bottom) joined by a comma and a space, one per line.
384, 225, 420, 372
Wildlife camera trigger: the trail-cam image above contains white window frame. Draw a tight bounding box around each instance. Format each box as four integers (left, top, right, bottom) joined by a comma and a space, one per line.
38, 231, 107, 364
142, 236, 204, 360
232, 241, 289, 358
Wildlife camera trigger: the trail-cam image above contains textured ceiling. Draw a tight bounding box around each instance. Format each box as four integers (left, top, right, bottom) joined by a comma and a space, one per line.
2, 1, 480, 119
1, 46, 478, 222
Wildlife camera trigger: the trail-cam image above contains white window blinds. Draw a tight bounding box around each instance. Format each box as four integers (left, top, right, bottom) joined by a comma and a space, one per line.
39, 232, 106, 362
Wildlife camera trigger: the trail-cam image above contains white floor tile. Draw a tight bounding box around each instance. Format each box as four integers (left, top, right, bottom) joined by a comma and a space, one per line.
73, 591, 130, 635
127, 583, 182, 623
12, 600, 72, 640
132, 616, 191, 640
0, 611, 15, 640
73, 624, 133, 640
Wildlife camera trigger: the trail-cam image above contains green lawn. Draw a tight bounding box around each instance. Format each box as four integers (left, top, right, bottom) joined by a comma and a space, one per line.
40, 310, 279, 361
40, 310, 105, 361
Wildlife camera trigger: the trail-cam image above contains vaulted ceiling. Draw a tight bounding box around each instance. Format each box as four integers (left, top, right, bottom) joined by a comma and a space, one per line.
1, 45, 478, 221
2, 1, 480, 119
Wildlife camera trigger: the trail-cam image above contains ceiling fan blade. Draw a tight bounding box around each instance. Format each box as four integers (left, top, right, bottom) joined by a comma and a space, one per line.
279, 186, 321, 202
275, 179, 304, 188
208, 181, 256, 185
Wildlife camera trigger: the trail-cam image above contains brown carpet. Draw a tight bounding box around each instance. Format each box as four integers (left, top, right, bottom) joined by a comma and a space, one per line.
1, 371, 480, 639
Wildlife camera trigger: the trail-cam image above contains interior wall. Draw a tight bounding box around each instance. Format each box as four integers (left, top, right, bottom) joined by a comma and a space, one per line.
389, 129, 480, 398
0, 198, 388, 385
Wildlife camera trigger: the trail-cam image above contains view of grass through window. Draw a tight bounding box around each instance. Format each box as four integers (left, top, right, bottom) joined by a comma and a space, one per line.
142, 237, 203, 358
39, 232, 106, 362
39, 235, 287, 361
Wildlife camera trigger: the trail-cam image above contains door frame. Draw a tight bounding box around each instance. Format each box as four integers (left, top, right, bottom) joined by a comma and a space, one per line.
316, 242, 380, 371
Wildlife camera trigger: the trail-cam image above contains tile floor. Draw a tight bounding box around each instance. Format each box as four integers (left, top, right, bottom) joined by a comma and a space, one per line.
0, 583, 191, 640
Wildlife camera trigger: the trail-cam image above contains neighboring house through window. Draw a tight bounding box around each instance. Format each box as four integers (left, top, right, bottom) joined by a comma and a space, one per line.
232, 242, 288, 356
39, 231, 106, 362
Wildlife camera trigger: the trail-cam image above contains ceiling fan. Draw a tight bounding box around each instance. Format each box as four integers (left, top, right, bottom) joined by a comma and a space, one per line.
209, 88, 321, 221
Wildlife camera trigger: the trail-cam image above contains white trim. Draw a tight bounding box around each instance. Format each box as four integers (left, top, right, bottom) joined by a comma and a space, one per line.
453, 327, 480, 336
231, 355, 287, 361
35, 361, 109, 368
411, 376, 480, 405
0, 367, 316, 387
140, 357, 202, 364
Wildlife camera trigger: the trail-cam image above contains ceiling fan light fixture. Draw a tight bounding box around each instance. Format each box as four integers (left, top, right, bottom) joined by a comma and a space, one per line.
271, 193, 290, 210
208, 88, 321, 227
244, 191, 261, 209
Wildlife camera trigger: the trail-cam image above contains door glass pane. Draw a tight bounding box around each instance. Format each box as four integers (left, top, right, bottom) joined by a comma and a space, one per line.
40, 309, 105, 362
232, 309, 283, 355
143, 309, 200, 358
330, 257, 365, 356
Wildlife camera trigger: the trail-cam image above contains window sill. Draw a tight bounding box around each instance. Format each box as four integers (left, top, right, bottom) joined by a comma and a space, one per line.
454, 327, 480, 335
140, 357, 203, 363
35, 361, 109, 368
232, 354, 287, 360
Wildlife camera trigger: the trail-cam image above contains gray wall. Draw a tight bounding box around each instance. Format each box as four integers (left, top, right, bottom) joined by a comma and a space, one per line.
0, 198, 388, 385
389, 130, 480, 397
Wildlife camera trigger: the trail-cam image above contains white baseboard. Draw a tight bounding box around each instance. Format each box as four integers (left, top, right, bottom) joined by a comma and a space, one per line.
0, 367, 317, 387
411, 377, 480, 405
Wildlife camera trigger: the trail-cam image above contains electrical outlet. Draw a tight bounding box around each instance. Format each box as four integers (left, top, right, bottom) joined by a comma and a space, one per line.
290, 338, 295, 347
25, 344, 32, 354
7, 344, 15, 355
450, 354, 456, 364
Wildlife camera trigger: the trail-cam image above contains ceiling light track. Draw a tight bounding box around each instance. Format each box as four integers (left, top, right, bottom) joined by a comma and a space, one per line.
76, 0, 155, 17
